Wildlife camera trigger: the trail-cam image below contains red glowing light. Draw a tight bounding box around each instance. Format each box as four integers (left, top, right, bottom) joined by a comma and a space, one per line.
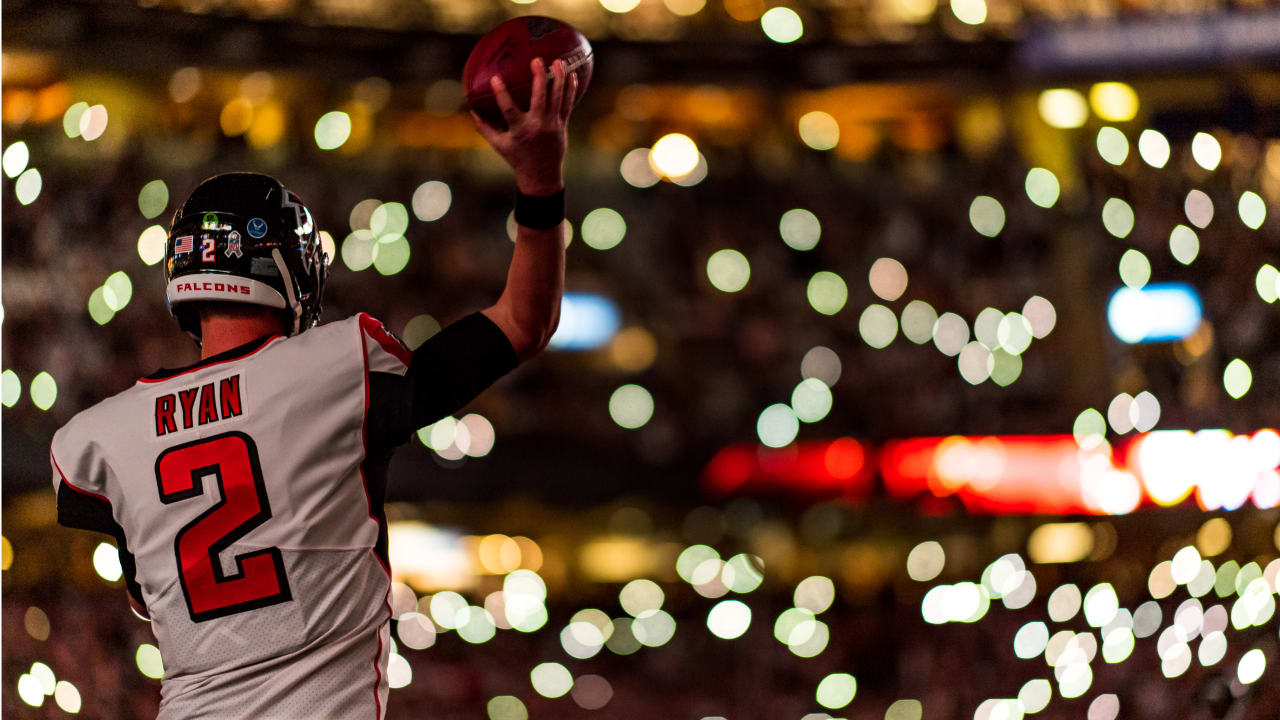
707, 430, 1280, 514
702, 438, 872, 498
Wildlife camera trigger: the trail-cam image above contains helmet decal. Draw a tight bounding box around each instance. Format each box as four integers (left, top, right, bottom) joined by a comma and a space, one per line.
225, 231, 243, 258
165, 172, 328, 342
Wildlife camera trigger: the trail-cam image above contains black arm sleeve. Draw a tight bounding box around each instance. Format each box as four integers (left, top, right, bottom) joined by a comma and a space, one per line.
367, 312, 519, 450
56, 481, 144, 606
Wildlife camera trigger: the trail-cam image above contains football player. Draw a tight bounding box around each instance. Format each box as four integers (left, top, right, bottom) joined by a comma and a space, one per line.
50, 59, 579, 718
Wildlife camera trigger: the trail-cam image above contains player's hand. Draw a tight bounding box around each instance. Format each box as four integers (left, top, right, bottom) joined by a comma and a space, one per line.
471, 57, 578, 197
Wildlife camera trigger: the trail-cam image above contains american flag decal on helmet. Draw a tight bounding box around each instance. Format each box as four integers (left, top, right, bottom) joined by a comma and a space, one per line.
175, 235, 194, 254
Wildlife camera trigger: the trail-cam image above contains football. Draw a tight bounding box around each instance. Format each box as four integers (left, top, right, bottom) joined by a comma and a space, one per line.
463, 15, 594, 129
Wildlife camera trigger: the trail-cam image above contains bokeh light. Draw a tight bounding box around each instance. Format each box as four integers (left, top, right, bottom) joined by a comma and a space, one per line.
54, 681, 81, 714
1090, 82, 1138, 122
791, 378, 833, 423
807, 272, 848, 315
1118, 249, 1150, 289
757, 404, 799, 448
582, 208, 626, 250
1014, 621, 1049, 658
620, 579, 664, 616
1237, 649, 1265, 684
138, 180, 169, 219
932, 312, 970, 356
797, 349, 842, 391
531, 662, 573, 698
15, 168, 42, 205
1, 370, 20, 408
17, 674, 43, 707
373, 235, 411, 276
1096, 127, 1129, 165
487, 696, 528, 720
957, 342, 992, 384
724, 553, 764, 593
3, 142, 30, 178
815, 673, 856, 709
761, 7, 803, 43
1019, 679, 1051, 713
104, 271, 133, 311
315, 111, 352, 150
412, 181, 451, 222
1257, 265, 1279, 304
779, 209, 822, 251
859, 304, 899, 349
665, 0, 707, 16
570, 674, 613, 710
992, 315, 1027, 356
401, 314, 441, 350
1238, 191, 1266, 230
886, 699, 923, 720
1185, 189, 1214, 228
951, 0, 987, 24
1169, 225, 1199, 265
80, 105, 108, 141
907, 541, 945, 582
650, 133, 700, 177
136, 644, 164, 679
1223, 359, 1251, 399
370, 202, 409, 237
387, 653, 413, 687
1038, 89, 1088, 129
632, 609, 676, 647
1073, 408, 1105, 449
795, 576, 835, 613
63, 102, 89, 138
706, 599, 751, 639
621, 148, 660, 188
868, 258, 908, 301
1138, 129, 1171, 168
397, 612, 436, 649
93, 542, 123, 582
900, 300, 938, 344
1190, 132, 1221, 171
29, 372, 57, 411
798, 111, 839, 151
707, 249, 751, 293
342, 230, 376, 272
609, 384, 655, 429
1102, 198, 1134, 238
969, 196, 1005, 237
1024, 167, 1060, 208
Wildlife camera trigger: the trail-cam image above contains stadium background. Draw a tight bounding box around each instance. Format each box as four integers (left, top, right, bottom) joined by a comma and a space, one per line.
3, 0, 1279, 717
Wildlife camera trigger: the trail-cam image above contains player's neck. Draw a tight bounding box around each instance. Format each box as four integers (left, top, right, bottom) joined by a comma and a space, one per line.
200, 315, 285, 359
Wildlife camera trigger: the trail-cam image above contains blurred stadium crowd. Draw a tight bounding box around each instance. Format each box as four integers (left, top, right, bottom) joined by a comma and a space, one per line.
4, 67, 1280, 494
4, 0, 1280, 718
4, 497, 1279, 719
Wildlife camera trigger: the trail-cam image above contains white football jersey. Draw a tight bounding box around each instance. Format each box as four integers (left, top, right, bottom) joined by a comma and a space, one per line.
51, 313, 413, 720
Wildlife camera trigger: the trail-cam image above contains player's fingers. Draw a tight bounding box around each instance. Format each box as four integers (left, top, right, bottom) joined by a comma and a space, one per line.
545, 59, 566, 121
527, 58, 547, 118
469, 110, 507, 147
489, 75, 523, 127
560, 71, 579, 122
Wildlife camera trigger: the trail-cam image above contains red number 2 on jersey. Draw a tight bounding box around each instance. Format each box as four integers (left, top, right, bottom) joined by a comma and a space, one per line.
155, 431, 292, 622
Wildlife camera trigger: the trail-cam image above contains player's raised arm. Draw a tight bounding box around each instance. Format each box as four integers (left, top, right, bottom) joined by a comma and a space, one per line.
472, 57, 579, 361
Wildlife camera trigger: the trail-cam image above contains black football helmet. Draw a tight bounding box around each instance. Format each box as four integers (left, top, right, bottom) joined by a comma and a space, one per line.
165, 173, 328, 342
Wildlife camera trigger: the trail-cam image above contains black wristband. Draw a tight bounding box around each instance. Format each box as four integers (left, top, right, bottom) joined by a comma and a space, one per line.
514, 189, 566, 230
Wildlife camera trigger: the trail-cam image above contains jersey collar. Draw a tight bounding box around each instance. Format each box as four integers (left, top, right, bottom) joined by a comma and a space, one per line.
139, 334, 282, 384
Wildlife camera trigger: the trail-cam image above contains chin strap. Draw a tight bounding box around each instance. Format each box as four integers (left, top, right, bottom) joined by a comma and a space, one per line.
271, 249, 303, 335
